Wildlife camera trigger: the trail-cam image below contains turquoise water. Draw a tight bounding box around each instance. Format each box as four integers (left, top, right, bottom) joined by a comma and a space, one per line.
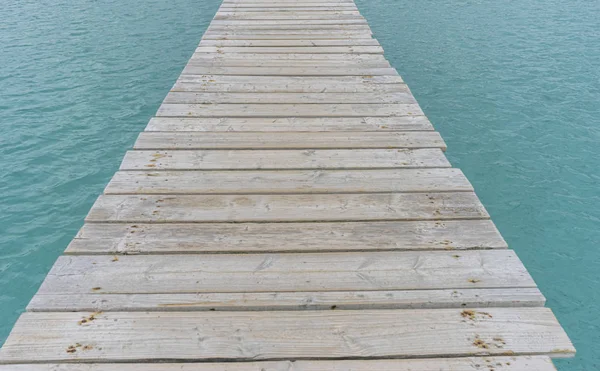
0, 0, 598, 369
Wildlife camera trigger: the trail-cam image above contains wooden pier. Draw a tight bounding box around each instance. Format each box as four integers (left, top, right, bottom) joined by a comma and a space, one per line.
0, 0, 574, 369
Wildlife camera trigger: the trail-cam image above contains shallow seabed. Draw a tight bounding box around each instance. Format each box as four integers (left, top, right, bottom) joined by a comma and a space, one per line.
1, 0, 598, 369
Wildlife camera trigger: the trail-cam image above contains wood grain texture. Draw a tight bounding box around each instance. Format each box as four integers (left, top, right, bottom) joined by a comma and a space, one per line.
156, 103, 421, 117
105, 169, 472, 195
144, 117, 432, 131
186, 58, 388, 66
120, 149, 448, 170
37, 250, 533, 294
198, 39, 379, 47
85, 192, 487, 223
66, 219, 507, 254
172, 82, 407, 93
178, 71, 400, 79
0, 309, 574, 363
0, 357, 560, 370
188, 54, 389, 62
134, 132, 445, 150
180, 66, 398, 76
28, 288, 545, 312
164, 92, 413, 104
195, 46, 383, 54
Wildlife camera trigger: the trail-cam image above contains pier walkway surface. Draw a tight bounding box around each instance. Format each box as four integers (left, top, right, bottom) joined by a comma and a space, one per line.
0, 0, 574, 369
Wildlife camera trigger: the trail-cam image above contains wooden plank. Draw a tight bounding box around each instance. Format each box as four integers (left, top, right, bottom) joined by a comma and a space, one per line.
201, 33, 375, 40
219, 7, 360, 12
156, 103, 422, 117
0, 309, 575, 362
181, 66, 397, 76
186, 58, 390, 67
198, 39, 379, 46
0, 357, 560, 370
164, 92, 412, 104
188, 54, 389, 62
27, 288, 545, 312
177, 73, 402, 83
221, 4, 360, 8
214, 10, 362, 15
134, 132, 446, 150
209, 20, 368, 25
172, 82, 407, 93
104, 169, 472, 195
85, 192, 486, 223
207, 25, 372, 31
143, 117, 433, 132
214, 14, 363, 20
195, 46, 383, 54
120, 149, 446, 170
35, 250, 535, 294
66, 219, 507, 254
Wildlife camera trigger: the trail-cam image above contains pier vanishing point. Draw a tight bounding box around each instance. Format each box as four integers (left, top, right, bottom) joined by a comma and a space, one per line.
0, 0, 575, 369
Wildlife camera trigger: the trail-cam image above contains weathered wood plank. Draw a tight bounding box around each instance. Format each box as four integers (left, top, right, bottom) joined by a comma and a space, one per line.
189, 54, 390, 62
67, 219, 506, 254
172, 82, 407, 93
187, 57, 388, 66
203, 29, 372, 36
0, 309, 574, 363
214, 13, 363, 20
36, 250, 533, 294
207, 25, 372, 31
198, 39, 379, 46
120, 149, 446, 170
177, 73, 402, 83
28, 288, 545, 312
144, 117, 433, 132
195, 46, 383, 54
181, 66, 397, 76
202, 33, 375, 40
156, 103, 422, 117
0, 357, 560, 371
85, 192, 487, 223
164, 92, 412, 104
201, 33, 374, 40
105, 169, 472, 195
219, 6, 359, 9
209, 20, 368, 26
221, 4, 359, 8
134, 132, 445, 150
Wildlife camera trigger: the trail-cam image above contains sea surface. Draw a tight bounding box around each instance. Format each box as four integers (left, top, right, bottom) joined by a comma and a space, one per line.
0, 0, 598, 369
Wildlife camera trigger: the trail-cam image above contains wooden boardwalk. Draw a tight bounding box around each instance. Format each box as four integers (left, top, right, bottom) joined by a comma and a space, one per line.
0, 0, 574, 369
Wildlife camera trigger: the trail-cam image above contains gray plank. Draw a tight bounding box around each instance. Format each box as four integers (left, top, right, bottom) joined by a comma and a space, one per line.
156, 103, 422, 117
144, 117, 433, 131
218, 6, 359, 10
201, 33, 375, 40
85, 192, 487, 223
195, 46, 383, 54
35, 250, 534, 294
180, 66, 398, 76
28, 288, 545, 312
67, 219, 507, 255
177, 74, 402, 83
164, 92, 413, 104
171, 82, 407, 93
134, 132, 446, 150
0, 357, 560, 370
186, 58, 389, 66
198, 39, 379, 46
0, 309, 574, 362
104, 169, 472, 195
120, 149, 447, 170
173, 74, 405, 92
